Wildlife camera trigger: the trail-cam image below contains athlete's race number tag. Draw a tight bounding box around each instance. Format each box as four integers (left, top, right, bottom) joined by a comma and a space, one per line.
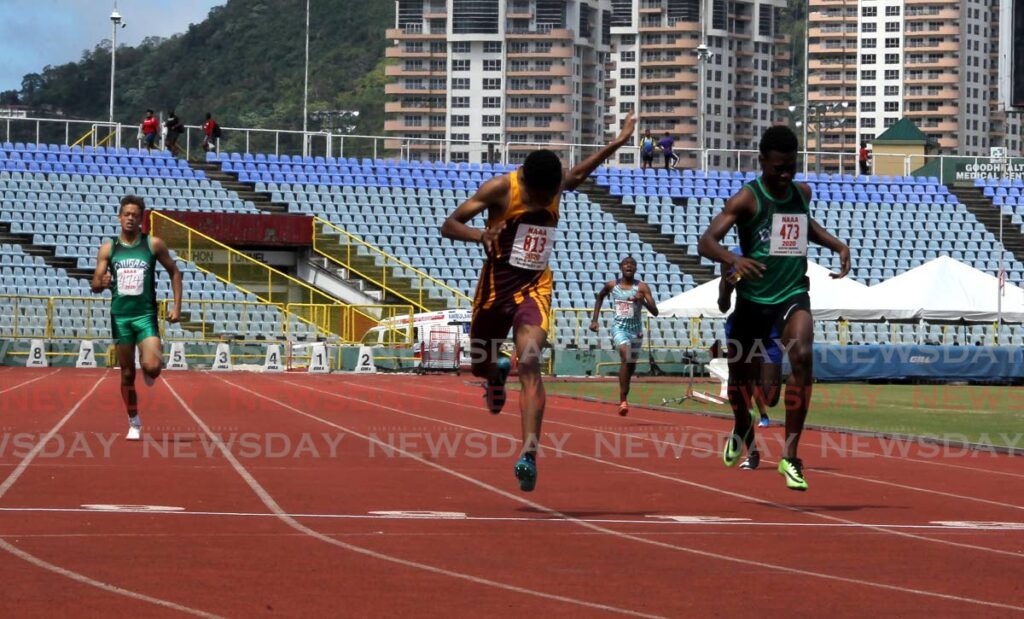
116, 267, 146, 296
615, 299, 635, 318
509, 224, 556, 270
769, 213, 807, 256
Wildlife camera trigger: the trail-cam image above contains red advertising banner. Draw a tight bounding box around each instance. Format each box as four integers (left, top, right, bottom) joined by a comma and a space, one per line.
147, 211, 313, 246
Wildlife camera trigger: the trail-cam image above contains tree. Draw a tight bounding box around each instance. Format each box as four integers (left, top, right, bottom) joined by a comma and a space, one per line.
20, 73, 44, 104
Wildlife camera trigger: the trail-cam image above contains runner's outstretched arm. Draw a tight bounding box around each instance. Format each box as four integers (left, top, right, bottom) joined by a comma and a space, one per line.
563, 112, 636, 191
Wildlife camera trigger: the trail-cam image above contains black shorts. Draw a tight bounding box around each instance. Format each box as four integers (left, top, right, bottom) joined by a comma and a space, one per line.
727, 292, 810, 362
641, 153, 654, 163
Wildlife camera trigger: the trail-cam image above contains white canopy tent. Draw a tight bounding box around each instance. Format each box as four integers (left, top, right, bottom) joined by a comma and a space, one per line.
657, 260, 883, 320
657, 256, 1024, 324
865, 256, 1024, 323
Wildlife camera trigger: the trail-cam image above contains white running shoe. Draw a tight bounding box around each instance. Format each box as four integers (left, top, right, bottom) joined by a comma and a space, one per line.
126, 425, 141, 441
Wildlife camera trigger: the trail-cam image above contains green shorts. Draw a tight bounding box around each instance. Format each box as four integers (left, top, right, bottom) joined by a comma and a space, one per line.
111, 313, 160, 346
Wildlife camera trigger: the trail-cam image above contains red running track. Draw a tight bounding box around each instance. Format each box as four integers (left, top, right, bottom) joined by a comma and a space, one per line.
0, 367, 1021, 617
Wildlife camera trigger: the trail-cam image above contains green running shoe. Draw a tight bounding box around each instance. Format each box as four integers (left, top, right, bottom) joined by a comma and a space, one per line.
778, 457, 808, 491
723, 411, 755, 467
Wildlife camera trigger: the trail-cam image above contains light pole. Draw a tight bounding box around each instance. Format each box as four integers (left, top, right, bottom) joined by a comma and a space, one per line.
302, 0, 310, 157
696, 43, 713, 172
108, 7, 125, 125
802, 9, 809, 175
789, 101, 848, 174
696, 0, 714, 172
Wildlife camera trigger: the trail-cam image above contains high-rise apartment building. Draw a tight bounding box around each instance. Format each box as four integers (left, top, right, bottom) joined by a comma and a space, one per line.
607, 0, 790, 169
386, 0, 791, 167
808, 0, 1022, 168
386, 0, 611, 164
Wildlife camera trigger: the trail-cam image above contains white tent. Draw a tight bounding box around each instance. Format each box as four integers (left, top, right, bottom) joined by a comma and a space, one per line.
658, 260, 882, 320
864, 256, 1024, 323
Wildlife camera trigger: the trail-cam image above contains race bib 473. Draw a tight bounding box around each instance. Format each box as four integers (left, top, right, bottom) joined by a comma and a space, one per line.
769, 213, 807, 256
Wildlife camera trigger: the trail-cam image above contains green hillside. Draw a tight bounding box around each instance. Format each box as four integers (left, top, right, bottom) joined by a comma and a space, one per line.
9, 0, 392, 141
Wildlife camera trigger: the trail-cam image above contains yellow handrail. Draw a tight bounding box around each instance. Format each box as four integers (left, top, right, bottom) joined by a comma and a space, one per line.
149, 211, 381, 342
97, 131, 117, 147
312, 216, 472, 311
70, 128, 94, 149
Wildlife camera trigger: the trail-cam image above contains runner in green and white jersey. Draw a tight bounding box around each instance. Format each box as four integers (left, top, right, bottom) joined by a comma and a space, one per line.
698, 127, 851, 491
91, 195, 182, 441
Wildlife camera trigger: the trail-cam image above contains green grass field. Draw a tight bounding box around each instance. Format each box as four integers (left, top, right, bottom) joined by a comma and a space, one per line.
534, 381, 1024, 448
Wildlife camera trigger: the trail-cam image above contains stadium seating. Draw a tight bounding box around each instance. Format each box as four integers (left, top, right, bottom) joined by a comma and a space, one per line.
0, 142, 310, 341
230, 153, 702, 349
3, 139, 1022, 349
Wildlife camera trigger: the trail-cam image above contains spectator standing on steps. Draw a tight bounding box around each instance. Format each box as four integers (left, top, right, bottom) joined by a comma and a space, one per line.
658, 132, 679, 169
141, 110, 159, 152
164, 110, 184, 157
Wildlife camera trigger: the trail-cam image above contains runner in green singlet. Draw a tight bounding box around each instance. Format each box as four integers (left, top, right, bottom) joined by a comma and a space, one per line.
91, 195, 182, 441
698, 126, 851, 491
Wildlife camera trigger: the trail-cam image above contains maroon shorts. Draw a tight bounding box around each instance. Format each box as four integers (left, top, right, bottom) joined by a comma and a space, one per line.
470, 292, 550, 345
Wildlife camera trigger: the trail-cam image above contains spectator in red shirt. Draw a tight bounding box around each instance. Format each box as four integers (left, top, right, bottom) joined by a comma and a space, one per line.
202, 113, 220, 153
859, 141, 870, 176
142, 110, 159, 151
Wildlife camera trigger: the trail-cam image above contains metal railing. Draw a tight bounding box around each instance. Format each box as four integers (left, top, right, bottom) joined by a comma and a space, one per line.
312, 217, 472, 311
3, 114, 1018, 180
148, 211, 392, 342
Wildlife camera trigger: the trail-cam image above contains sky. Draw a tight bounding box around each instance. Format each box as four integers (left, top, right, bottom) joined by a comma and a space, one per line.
0, 0, 225, 92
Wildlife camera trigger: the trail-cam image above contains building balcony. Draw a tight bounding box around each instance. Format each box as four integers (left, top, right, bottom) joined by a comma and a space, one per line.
809, 43, 854, 54
810, 12, 856, 23
385, 66, 443, 77
640, 109, 688, 119
905, 40, 961, 52
808, 26, 858, 38
904, 56, 960, 69
905, 24, 960, 35
641, 89, 689, 100
904, 89, 958, 101
384, 101, 446, 114
385, 47, 445, 59
384, 120, 446, 132
506, 27, 573, 39
904, 8, 960, 20
904, 105, 959, 116
506, 45, 574, 59
507, 83, 573, 95
639, 73, 695, 86
507, 102, 571, 114
507, 64, 573, 77
384, 84, 447, 96
386, 27, 445, 39
640, 55, 686, 68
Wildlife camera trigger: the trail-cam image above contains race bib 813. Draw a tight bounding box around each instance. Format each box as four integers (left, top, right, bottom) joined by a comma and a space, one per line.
509, 224, 556, 270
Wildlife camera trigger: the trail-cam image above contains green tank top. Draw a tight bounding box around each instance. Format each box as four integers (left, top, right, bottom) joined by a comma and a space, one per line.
735, 178, 810, 304
109, 234, 157, 316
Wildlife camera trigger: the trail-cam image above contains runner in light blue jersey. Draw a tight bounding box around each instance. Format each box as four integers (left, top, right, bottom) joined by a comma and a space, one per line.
590, 256, 659, 416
